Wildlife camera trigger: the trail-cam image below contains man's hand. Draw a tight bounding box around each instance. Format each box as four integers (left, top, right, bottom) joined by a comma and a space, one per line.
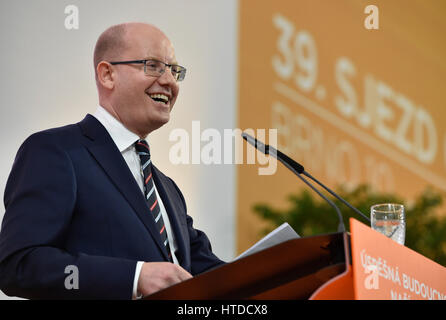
137, 262, 193, 297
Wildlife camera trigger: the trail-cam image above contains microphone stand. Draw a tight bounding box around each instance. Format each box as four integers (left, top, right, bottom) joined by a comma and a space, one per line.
242, 132, 370, 234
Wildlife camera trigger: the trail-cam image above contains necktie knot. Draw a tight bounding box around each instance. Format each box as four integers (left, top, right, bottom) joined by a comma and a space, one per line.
135, 139, 151, 158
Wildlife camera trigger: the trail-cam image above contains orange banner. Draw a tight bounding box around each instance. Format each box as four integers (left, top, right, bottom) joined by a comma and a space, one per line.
237, 0, 446, 252
350, 218, 446, 300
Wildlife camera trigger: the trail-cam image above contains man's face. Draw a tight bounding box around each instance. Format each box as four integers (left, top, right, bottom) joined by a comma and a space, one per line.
110, 25, 180, 137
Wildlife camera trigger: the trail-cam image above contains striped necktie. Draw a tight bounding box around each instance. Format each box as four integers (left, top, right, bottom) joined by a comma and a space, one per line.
135, 139, 172, 262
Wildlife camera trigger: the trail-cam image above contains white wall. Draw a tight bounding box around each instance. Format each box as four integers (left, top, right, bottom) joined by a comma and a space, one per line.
0, 0, 237, 299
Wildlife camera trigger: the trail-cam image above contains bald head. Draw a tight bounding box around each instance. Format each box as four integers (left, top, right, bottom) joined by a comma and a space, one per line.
93, 23, 170, 76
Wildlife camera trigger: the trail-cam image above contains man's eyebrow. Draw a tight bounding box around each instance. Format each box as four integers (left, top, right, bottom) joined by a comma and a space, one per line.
145, 56, 179, 65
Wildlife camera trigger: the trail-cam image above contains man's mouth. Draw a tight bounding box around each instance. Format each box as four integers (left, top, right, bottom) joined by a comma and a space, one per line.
147, 93, 170, 105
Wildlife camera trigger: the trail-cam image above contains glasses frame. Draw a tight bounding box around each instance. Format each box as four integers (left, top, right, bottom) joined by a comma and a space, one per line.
109, 59, 186, 81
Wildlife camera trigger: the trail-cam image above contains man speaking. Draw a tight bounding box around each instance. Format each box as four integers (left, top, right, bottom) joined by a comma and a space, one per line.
0, 22, 224, 299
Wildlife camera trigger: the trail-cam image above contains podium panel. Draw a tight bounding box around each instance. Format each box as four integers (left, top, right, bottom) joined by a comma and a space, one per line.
350, 218, 446, 300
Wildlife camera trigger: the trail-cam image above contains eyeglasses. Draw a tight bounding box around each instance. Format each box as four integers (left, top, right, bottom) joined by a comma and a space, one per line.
109, 59, 186, 81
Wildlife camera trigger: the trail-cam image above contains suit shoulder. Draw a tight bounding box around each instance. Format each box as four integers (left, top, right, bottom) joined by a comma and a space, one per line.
22, 122, 82, 148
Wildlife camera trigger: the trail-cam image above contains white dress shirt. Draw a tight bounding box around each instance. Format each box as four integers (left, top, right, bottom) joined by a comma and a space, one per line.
92, 105, 179, 299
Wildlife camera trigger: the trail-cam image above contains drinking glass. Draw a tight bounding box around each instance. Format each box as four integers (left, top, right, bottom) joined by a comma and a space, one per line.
370, 203, 405, 245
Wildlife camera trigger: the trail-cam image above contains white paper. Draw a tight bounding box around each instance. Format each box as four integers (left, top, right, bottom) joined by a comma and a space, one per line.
233, 222, 300, 261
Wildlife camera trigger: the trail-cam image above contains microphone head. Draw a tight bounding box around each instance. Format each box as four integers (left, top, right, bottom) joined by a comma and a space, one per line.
242, 132, 304, 174
241, 132, 252, 143
241, 132, 269, 155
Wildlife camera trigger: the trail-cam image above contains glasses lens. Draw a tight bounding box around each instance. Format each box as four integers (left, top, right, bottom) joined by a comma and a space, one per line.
145, 60, 164, 76
174, 67, 186, 81
145, 60, 186, 81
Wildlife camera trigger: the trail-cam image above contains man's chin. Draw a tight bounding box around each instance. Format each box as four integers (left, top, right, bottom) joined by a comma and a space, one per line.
148, 115, 170, 133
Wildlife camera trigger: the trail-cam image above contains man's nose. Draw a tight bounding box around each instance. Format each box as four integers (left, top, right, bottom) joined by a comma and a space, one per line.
157, 66, 177, 85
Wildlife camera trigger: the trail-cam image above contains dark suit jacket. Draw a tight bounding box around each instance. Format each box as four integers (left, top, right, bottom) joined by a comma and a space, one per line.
0, 114, 224, 299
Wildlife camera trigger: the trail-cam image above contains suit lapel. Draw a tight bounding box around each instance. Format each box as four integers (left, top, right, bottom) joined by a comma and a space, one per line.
78, 115, 169, 260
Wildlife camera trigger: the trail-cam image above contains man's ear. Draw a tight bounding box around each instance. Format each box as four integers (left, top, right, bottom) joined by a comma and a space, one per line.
96, 61, 115, 90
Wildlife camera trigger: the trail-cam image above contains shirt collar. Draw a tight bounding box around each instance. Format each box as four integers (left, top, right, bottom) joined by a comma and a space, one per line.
92, 105, 141, 152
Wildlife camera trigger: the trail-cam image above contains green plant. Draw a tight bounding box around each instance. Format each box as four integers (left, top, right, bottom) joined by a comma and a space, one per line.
253, 184, 446, 266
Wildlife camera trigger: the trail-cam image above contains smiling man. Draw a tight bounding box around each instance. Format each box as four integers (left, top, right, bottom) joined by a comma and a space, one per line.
0, 22, 224, 299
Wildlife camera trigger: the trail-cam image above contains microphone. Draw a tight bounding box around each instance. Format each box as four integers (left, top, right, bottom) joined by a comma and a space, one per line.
242, 133, 345, 232
242, 132, 371, 231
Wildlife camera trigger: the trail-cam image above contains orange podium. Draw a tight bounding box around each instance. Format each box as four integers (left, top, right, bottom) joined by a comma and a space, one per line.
145, 218, 446, 300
